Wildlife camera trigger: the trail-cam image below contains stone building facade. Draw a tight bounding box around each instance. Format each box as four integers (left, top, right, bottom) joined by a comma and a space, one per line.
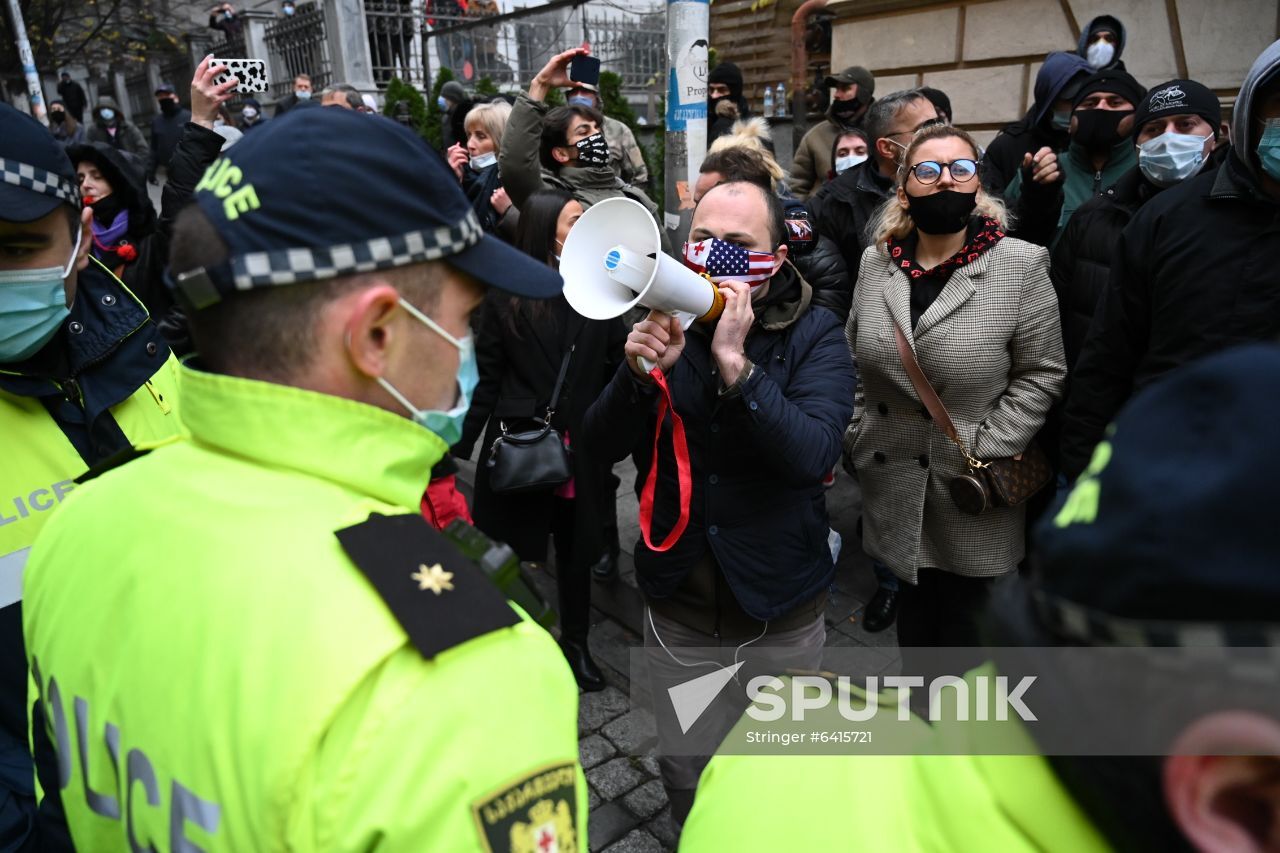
827, 0, 1278, 145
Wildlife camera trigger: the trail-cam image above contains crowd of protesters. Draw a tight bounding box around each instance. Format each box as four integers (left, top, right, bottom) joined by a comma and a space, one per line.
3, 12, 1280, 851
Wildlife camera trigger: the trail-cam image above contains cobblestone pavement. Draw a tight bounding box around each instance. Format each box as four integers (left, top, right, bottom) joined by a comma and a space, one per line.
458, 454, 900, 852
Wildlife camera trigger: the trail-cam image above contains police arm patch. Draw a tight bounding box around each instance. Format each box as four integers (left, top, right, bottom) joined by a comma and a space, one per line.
335, 513, 521, 659
471, 762, 579, 853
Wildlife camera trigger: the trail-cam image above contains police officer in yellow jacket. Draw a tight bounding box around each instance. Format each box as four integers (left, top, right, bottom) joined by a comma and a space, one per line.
23, 105, 587, 851
680, 343, 1280, 852
0, 102, 182, 848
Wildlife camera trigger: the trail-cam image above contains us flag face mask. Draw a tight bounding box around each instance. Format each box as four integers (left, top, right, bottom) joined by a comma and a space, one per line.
682, 237, 777, 288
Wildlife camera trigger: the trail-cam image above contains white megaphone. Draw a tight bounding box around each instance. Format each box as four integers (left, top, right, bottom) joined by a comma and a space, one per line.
561, 197, 724, 331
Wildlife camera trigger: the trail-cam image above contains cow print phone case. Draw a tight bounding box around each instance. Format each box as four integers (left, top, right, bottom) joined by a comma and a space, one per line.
211, 58, 268, 94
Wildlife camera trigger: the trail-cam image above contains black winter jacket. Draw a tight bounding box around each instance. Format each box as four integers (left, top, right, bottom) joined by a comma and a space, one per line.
148, 106, 192, 176
1060, 151, 1280, 478
458, 295, 625, 571
807, 159, 895, 288
982, 111, 1069, 197
1049, 167, 1160, 370
583, 267, 856, 622
780, 198, 852, 321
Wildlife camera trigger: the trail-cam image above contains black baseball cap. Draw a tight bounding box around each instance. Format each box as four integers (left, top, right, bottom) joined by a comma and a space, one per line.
155, 82, 177, 95
176, 106, 562, 308
0, 102, 81, 223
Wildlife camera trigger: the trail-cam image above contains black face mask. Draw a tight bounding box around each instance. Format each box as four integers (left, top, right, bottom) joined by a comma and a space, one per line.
830, 97, 862, 123
49, 110, 65, 124
89, 191, 126, 225
573, 132, 609, 167
1072, 108, 1132, 152
160, 99, 180, 116
905, 189, 977, 235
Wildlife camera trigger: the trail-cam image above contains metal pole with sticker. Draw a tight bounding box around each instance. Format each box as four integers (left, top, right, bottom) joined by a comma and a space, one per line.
664, 0, 709, 250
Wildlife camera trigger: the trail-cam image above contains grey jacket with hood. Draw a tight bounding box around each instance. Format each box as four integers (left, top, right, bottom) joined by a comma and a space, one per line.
1060, 39, 1280, 478
85, 96, 150, 160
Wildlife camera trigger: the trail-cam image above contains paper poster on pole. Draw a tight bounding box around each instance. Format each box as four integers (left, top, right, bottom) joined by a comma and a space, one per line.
665, 0, 709, 132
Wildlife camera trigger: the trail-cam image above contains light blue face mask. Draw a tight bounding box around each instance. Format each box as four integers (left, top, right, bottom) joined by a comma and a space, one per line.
0, 227, 81, 363
99, 107, 115, 122
1051, 109, 1072, 131
376, 298, 477, 447
1258, 118, 1280, 182
437, 96, 448, 110
567, 94, 596, 109
295, 88, 311, 100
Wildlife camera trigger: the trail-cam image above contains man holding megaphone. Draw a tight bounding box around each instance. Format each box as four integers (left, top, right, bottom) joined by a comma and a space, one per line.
582, 178, 857, 823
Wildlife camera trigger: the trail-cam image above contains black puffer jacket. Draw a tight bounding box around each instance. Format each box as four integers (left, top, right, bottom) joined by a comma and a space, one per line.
781, 197, 851, 320
807, 159, 894, 286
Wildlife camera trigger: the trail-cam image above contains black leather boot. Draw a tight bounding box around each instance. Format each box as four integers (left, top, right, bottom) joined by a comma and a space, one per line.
560, 637, 606, 692
862, 587, 900, 633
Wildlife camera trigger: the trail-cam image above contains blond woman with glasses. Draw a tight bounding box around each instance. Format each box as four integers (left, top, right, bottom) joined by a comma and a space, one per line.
842, 123, 1066, 657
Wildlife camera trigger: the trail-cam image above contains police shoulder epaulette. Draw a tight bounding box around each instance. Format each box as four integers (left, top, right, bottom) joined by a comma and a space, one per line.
335, 513, 522, 659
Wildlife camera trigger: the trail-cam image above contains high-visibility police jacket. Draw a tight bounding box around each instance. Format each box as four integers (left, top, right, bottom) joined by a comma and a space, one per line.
680, 666, 1110, 852
0, 261, 180, 835
23, 365, 587, 851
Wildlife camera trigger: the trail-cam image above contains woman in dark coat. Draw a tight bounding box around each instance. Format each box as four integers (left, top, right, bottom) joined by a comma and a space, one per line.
457, 188, 627, 691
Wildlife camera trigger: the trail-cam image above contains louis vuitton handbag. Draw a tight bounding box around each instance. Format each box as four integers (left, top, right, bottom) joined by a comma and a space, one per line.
893, 326, 1051, 515
485, 346, 575, 495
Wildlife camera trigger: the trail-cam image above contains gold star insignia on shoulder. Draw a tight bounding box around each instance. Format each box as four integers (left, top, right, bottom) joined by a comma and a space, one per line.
411, 563, 454, 595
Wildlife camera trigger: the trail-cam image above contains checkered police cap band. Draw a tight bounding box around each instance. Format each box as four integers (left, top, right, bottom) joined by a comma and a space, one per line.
1032, 589, 1280, 649
1, 157, 81, 206
175, 210, 484, 309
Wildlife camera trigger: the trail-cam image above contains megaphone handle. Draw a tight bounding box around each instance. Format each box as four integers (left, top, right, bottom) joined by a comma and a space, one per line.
637, 355, 656, 373
638, 367, 692, 553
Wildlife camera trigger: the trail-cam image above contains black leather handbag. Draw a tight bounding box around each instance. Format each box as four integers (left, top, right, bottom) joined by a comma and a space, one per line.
485, 346, 575, 494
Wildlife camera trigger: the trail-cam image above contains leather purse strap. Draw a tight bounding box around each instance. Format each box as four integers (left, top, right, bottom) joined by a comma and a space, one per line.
545, 344, 575, 419
893, 325, 960, 443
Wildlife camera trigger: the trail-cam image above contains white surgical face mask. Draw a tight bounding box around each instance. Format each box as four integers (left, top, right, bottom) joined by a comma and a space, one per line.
834, 152, 867, 174
470, 151, 497, 171
1137, 131, 1211, 187
1087, 40, 1116, 69
243, 107, 259, 120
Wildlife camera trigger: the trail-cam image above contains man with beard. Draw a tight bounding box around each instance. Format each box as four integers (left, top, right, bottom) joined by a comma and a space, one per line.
1004, 70, 1146, 248
790, 66, 875, 199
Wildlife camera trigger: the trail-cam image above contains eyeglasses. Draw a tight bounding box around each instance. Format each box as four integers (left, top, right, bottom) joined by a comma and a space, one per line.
908, 158, 979, 185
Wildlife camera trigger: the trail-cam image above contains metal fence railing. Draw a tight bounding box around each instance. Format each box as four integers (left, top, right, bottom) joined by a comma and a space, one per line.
264, 3, 332, 97
362, 2, 664, 94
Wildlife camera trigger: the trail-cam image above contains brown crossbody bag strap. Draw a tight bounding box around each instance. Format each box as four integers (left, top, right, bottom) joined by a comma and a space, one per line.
893, 324, 987, 469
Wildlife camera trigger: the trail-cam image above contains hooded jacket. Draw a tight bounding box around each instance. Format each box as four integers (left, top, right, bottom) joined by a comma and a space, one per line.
983, 52, 1093, 196
85, 97, 150, 160
68, 123, 226, 329
789, 98, 868, 199
1077, 15, 1127, 72
1060, 40, 1280, 479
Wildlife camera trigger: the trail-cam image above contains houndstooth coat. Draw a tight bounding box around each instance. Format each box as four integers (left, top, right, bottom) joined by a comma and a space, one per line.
843, 236, 1066, 582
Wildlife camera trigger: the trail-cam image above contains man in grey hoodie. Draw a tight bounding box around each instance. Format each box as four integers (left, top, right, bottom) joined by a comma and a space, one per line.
1061, 39, 1280, 480
85, 97, 150, 160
